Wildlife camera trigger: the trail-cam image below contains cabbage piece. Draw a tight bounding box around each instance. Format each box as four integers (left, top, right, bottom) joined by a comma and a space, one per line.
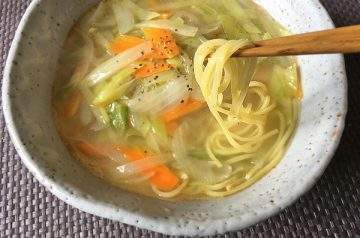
189, 3, 221, 26
133, 70, 178, 95
150, 0, 197, 11
86, 41, 152, 86
176, 35, 207, 49
166, 51, 193, 74
149, 117, 169, 146
269, 64, 299, 104
78, 83, 110, 128
92, 67, 135, 106
107, 102, 129, 132
218, 15, 250, 40
123, 0, 160, 21
126, 76, 190, 114
110, 0, 135, 34
129, 112, 151, 136
136, 18, 198, 37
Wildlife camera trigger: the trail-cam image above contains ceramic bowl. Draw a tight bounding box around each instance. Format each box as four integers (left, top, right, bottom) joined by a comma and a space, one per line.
2, 0, 347, 236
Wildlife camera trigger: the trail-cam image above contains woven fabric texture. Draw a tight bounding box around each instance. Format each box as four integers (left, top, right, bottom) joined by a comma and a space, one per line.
0, 0, 359, 237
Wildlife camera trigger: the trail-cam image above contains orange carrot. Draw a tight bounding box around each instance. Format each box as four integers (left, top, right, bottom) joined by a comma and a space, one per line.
143, 28, 180, 59
58, 90, 83, 118
109, 36, 145, 54
118, 146, 180, 191
135, 61, 172, 79
162, 99, 203, 123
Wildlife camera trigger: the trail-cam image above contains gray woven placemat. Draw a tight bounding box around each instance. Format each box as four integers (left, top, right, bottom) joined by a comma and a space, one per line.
1, 0, 359, 237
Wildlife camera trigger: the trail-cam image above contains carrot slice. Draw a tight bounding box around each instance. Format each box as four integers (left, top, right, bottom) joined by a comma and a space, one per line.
162, 99, 203, 123
135, 61, 172, 79
143, 28, 180, 59
109, 36, 145, 54
57, 90, 83, 118
118, 146, 180, 191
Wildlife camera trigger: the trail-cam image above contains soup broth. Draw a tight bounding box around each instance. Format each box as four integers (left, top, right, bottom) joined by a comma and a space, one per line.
53, 0, 301, 200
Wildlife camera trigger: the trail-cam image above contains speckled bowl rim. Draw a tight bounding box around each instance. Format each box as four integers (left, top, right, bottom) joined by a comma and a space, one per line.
2, 0, 347, 236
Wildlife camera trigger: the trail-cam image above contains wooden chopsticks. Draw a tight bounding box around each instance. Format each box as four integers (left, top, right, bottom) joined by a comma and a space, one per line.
233, 25, 360, 57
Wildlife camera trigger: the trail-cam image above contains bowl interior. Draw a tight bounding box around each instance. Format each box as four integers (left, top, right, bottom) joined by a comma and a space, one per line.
3, 0, 347, 236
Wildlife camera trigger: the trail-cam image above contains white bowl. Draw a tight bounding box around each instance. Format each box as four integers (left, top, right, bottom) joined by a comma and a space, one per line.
2, 0, 347, 236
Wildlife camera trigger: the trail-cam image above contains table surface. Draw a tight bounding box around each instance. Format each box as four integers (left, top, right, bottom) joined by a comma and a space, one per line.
1, 0, 359, 237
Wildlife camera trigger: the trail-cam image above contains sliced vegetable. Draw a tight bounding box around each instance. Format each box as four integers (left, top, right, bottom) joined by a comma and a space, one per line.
135, 61, 172, 79
150, 0, 196, 11
137, 19, 198, 37
150, 117, 168, 145
143, 28, 181, 59
107, 102, 129, 132
93, 67, 135, 106
117, 146, 180, 191
111, 0, 135, 34
57, 90, 83, 118
122, 0, 160, 21
126, 76, 189, 114
165, 52, 194, 74
269, 64, 300, 104
218, 15, 250, 40
109, 35, 145, 54
86, 41, 152, 86
130, 112, 152, 136
176, 35, 207, 49
133, 70, 178, 96
190, 3, 219, 24
161, 98, 203, 123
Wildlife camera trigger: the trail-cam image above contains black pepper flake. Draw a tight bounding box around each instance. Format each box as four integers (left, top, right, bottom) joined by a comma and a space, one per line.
139, 64, 143, 66
154, 76, 159, 79
177, 75, 181, 78
181, 100, 184, 103
175, 29, 178, 32
144, 150, 148, 154
141, 51, 145, 55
